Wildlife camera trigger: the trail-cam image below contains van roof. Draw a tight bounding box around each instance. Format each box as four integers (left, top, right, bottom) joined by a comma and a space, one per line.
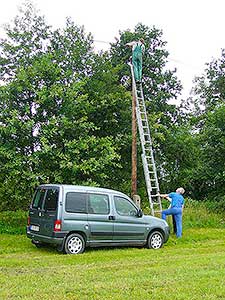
38, 184, 128, 197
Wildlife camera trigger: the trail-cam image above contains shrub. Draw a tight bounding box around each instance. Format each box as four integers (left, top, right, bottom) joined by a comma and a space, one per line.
183, 199, 224, 229
204, 196, 225, 212
0, 210, 28, 234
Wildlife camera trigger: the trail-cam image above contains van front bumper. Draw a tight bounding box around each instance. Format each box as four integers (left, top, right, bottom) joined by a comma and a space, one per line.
26, 227, 67, 245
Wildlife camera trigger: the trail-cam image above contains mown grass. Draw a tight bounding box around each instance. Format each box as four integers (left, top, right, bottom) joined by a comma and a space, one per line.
0, 228, 224, 300
0, 202, 224, 299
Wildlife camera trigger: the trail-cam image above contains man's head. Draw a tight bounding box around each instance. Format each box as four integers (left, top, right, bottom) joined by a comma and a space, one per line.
140, 38, 145, 44
176, 187, 185, 194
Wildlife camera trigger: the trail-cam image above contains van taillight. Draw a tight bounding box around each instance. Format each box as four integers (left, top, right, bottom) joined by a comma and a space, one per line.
27, 216, 30, 226
54, 220, 62, 232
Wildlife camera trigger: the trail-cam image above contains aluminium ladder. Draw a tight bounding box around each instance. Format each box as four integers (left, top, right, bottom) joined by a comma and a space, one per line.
129, 63, 162, 216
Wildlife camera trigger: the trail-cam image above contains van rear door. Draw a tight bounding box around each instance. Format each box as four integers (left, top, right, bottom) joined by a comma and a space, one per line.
40, 187, 59, 237
29, 188, 46, 234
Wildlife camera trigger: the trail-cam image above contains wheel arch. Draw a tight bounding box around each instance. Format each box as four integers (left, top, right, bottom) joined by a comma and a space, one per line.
65, 230, 87, 242
60, 230, 88, 253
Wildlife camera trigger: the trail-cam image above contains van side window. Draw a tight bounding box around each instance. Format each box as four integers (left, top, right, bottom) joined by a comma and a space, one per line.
65, 192, 87, 213
44, 189, 59, 211
88, 194, 109, 215
114, 196, 137, 216
32, 189, 46, 209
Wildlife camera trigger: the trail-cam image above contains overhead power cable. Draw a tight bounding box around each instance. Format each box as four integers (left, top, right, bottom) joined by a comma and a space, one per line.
93, 39, 201, 70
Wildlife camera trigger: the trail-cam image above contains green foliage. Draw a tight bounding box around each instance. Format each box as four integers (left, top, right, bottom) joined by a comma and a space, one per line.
192, 49, 225, 112
183, 49, 225, 200
158, 124, 201, 196
183, 199, 224, 229
0, 2, 129, 210
0, 210, 28, 234
204, 196, 225, 213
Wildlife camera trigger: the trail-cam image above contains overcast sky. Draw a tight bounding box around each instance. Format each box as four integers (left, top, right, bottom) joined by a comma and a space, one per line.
0, 0, 224, 103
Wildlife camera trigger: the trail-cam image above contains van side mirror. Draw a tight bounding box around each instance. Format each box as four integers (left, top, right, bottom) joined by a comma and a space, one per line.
137, 209, 143, 218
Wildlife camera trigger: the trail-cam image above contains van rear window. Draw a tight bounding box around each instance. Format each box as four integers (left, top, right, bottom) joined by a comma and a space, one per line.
44, 189, 59, 211
32, 189, 46, 209
65, 192, 87, 213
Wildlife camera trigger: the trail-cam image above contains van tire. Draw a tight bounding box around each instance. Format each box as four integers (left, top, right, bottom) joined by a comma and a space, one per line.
147, 231, 164, 249
64, 233, 85, 254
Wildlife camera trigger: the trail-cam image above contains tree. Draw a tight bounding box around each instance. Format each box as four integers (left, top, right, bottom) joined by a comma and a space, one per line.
0, 3, 128, 210
0, 2, 52, 209
184, 49, 225, 200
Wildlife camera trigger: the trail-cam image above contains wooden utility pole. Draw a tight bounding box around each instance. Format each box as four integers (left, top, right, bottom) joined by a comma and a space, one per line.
131, 84, 137, 198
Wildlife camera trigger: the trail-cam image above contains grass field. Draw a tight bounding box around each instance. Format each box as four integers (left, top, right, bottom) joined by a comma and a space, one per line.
0, 204, 224, 300
0, 229, 224, 299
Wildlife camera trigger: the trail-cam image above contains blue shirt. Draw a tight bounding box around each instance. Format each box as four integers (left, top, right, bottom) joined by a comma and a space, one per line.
169, 192, 184, 208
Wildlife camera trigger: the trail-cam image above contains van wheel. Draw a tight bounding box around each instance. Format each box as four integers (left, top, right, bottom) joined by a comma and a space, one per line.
64, 233, 85, 254
147, 231, 164, 249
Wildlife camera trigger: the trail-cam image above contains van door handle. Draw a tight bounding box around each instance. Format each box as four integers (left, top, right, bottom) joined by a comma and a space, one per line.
109, 215, 115, 220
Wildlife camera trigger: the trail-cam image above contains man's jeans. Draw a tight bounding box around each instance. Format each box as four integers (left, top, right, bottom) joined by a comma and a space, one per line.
162, 208, 183, 237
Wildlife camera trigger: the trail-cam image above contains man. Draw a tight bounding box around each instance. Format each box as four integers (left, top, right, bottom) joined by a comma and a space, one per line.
126, 38, 145, 82
159, 187, 185, 238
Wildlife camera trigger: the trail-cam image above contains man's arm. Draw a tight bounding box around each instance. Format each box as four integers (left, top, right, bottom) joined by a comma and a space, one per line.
125, 41, 136, 48
158, 194, 172, 203
159, 193, 169, 199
